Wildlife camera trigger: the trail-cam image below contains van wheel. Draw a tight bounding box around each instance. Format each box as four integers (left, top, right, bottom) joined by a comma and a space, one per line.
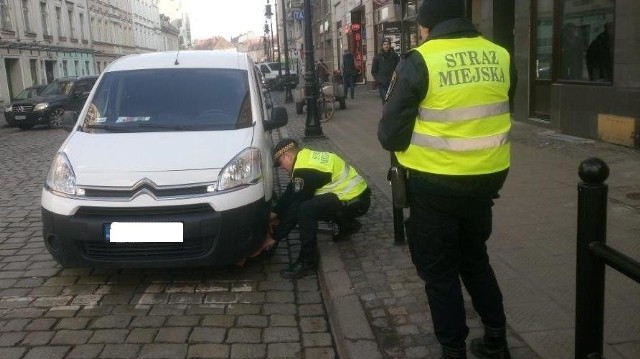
338, 97, 346, 110
295, 102, 304, 114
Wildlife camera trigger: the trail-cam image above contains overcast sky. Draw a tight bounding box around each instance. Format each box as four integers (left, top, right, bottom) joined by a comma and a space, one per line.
186, 0, 274, 41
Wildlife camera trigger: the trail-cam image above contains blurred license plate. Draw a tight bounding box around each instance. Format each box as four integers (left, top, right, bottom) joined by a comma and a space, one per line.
14, 115, 26, 120
105, 222, 183, 243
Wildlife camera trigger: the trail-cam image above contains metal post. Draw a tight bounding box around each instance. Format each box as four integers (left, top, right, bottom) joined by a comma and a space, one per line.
303, 0, 323, 137
274, 3, 282, 78
575, 157, 609, 359
281, 0, 293, 103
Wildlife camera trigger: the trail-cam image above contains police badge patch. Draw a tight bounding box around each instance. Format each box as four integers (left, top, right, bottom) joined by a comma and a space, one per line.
293, 177, 304, 192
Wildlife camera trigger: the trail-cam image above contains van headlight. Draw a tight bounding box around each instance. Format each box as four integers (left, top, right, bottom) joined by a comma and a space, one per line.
34, 103, 50, 111
45, 152, 78, 196
216, 147, 262, 192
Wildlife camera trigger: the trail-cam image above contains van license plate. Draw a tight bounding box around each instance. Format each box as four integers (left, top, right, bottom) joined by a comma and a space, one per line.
105, 222, 183, 243
14, 115, 26, 120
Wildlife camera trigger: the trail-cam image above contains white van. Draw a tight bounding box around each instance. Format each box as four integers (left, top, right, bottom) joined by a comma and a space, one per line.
41, 51, 288, 268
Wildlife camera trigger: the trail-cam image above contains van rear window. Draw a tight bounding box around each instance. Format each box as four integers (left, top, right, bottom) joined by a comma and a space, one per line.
81, 68, 252, 132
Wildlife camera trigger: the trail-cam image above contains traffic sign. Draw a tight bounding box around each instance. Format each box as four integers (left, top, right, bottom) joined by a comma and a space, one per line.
292, 9, 304, 21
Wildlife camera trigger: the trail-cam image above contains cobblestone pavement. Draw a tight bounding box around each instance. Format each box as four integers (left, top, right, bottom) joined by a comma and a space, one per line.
0, 122, 337, 358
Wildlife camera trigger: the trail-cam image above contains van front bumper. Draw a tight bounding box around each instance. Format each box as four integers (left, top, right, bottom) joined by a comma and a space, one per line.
41, 198, 269, 268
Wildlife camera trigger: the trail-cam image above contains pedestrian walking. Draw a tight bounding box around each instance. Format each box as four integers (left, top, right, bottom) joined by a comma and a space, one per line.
371, 37, 400, 103
266, 138, 371, 279
377, 0, 517, 358
342, 49, 357, 99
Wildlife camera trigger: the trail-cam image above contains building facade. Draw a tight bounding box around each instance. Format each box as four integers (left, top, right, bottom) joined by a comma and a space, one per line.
1, 0, 94, 107
276, 0, 639, 148
157, 0, 190, 49
1, 0, 180, 110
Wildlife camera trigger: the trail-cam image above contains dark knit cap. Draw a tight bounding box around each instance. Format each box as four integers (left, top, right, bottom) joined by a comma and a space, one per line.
273, 138, 298, 166
417, 0, 465, 29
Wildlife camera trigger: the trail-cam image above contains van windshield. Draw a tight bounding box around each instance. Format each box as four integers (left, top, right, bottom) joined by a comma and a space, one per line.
80, 68, 252, 132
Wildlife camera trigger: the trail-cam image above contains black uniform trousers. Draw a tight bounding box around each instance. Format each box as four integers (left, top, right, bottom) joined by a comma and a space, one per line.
406, 177, 506, 349
278, 188, 371, 262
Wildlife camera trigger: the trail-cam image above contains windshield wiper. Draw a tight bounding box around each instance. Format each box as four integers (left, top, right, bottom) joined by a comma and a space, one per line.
83, 124, 131, 132
135, 123, 188, 131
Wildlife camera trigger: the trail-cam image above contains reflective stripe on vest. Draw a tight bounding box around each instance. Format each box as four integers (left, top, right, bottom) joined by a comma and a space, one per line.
396, 37, 511, 175
411, 131, 510, 152
418, 101, 509, 123
294, 149, 367, 201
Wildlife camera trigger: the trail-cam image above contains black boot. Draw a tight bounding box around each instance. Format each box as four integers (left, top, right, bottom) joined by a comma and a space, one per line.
469, 326, 511, 359
331, 219, 362, 242
441, 345, 467, 359
280, 259, 317, 279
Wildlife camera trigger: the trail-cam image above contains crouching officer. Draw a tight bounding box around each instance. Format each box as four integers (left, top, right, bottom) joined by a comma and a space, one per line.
268, 138, 370, 279
377, 0, 517, 358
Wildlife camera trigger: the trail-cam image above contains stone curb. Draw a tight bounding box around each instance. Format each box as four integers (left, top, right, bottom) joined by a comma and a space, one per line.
318, 240, 384, 359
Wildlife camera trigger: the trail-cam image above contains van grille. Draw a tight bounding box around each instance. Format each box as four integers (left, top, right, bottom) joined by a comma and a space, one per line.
82, 237, 211, 261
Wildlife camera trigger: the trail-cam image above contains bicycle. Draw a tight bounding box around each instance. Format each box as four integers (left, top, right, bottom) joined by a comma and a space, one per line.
318, 82, 336, 123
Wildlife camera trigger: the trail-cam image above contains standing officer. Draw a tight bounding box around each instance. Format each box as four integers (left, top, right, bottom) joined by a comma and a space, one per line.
268, 139, 370, 279
377, 0, 516, 358
371, 37, 400, 103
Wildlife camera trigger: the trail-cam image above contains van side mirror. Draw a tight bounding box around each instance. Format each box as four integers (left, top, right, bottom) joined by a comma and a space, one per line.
264, 106, 288, 131
62, 111, 78, 132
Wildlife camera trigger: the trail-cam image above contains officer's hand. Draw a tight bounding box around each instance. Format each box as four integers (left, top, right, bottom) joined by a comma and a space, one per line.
269, 212, 280, 233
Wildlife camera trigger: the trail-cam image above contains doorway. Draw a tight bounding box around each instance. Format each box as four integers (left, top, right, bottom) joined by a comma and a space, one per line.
530, 0, 553, 120
45, 60, 56, 83
4, 58, 21, 100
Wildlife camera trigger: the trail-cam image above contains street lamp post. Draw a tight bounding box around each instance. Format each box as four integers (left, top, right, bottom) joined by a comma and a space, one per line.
281, 0, 293, 103
265, 2, 276, 63
264, 21, 271, 61
302, 0, 322, 137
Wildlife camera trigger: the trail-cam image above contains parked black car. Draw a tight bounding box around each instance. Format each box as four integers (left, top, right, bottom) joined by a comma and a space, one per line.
5, 76, 98, 130
3, 85, 48, 126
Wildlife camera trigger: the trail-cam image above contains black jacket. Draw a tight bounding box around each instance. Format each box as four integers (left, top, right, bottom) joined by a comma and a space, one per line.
342, 52, 357, 77
372, 50, 400, 85
377, 18, 517, 199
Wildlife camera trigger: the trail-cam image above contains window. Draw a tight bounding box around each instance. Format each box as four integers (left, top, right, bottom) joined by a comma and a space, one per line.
560, 0, 614, 82
62, 60, 69, 77
68, 9, 75, 38
0, 0, 13, 31
40, 2, 49, 36
79, 12, 85, 40
22, 0, 31, 32
55, 7, 62, 37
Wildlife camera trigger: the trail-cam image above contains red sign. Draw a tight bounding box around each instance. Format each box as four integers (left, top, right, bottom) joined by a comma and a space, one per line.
351, 24, 361, 31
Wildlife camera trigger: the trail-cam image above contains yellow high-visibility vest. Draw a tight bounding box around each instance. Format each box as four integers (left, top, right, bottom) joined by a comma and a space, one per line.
396, 36, 511, 175
295, 149, 367, 201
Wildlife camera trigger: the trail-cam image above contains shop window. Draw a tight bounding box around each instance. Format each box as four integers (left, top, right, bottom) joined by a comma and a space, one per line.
560, 0, 614, 82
